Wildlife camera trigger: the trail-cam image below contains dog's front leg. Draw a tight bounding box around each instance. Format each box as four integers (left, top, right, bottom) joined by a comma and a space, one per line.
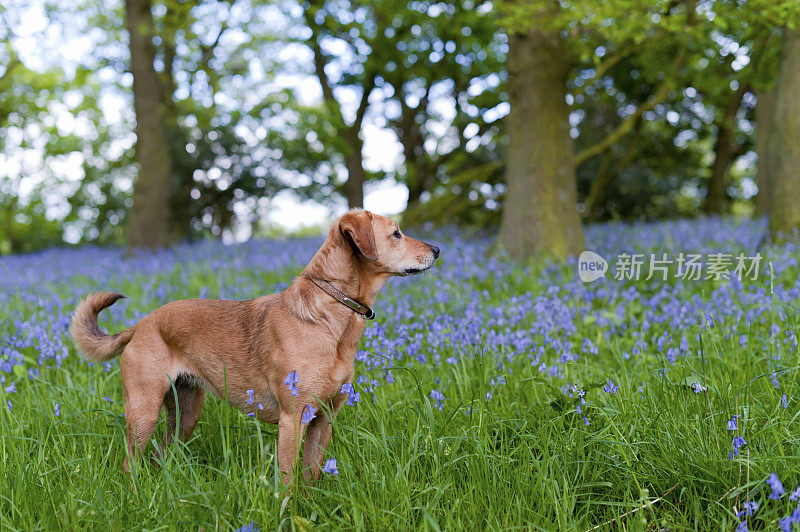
303, 416, 333, 481
277, 412, 305, 487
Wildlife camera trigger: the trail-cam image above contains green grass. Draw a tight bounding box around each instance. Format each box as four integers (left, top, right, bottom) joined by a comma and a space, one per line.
1, 229, 800, 530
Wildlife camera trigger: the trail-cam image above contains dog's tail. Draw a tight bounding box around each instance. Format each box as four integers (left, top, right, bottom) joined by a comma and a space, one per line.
70, 292, 136, 362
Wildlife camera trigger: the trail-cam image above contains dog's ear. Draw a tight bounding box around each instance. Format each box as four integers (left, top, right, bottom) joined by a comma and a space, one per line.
339, 211, 378, 260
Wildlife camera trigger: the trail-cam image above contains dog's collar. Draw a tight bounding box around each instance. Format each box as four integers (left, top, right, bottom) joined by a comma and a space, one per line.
306, 277, 375, 320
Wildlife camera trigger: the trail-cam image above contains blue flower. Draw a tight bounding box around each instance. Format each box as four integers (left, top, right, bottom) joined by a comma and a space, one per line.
340, 383, 360, 406
790, 485, 800, 502
603, 379, 618, 394
246, 412, 256, 418
729, 435, 746, 459
727, 415, 739, 431
234, 524, 260, 532
735, 522, 748, 532
323, 458, 339, 476
245, 388, 255, 405
736, 501, 758, 518
783, 394, 789, 409
767, 472, 785, 500
103, 396, 113, 403
301, 404, 316, 424
4, 383, 16, 394
430, 389, 445, 411
53, 403, 60, 417
284, 371, 299, 397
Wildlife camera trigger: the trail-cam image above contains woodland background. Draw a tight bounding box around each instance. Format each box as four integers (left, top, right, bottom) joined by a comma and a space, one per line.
1, 0, 799, 258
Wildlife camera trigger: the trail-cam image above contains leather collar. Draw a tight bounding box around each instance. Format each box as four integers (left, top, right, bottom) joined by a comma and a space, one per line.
306, 277, 375, 320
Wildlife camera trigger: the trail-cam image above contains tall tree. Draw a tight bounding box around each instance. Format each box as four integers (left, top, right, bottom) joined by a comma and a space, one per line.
754, 87, 775, 216
768, 28, 800, 238
125, 0, 173, 250
498, 13, 584, 259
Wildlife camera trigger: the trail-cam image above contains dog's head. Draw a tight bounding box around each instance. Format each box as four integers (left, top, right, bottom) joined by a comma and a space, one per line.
338, 210, 439, 276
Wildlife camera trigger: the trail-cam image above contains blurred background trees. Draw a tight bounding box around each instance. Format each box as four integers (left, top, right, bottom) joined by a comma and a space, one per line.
1, 0, 799, 257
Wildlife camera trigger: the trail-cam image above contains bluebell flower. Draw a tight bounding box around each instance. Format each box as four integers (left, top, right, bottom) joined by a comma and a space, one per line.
340, 383, 360, 406
430, 389, 445, 411
234, 524, 260, 532
284, 371, 299, 396
783, 394, 789, 409
603, 379, 618, 394
53, 403, 60, 417
727, 415, 739, 431
246, 412, 256, 418
301, 404, 316, 424
245, 388, 255, 405
729, 435, 746, 459
779, 517, 791, 532
6, 399, 12, 411
691, 382, 704, 393
4, 383, 16, 394
103, 396, 113, 403
485, 391, 492, 401
736, 501, 758, 518
735, 522, 747, 532
323, 458, 339, 476
790, 485, 800, 501
767, 472, 785, 500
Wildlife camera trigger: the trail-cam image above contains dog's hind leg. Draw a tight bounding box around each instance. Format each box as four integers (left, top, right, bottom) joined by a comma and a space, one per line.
163, 381, 205, 448
120, 345, 171, 473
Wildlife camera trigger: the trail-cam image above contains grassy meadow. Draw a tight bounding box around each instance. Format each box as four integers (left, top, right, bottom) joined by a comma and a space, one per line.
2, 218, 800, 530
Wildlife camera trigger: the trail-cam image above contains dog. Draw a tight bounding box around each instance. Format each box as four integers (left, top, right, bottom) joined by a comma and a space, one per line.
70, 209, 439, 483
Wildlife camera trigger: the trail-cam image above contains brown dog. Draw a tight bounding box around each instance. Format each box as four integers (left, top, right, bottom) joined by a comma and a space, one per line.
70, 209, 439, 483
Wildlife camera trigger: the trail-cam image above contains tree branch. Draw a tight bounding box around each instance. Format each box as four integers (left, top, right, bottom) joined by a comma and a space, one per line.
574, 49, 686, 167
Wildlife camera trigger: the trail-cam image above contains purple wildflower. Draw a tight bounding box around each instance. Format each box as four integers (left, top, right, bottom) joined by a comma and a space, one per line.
4, 383, 16, 394
284, 371, 299, 396
245, 388, 255, 405
301, 404, 317, 424
54, 403, 60, 417
727, 415, 739, 431
768, 472, 785, 500
323, 458, 339, 476
430, 389, 445, 411
603, 379, 618, 394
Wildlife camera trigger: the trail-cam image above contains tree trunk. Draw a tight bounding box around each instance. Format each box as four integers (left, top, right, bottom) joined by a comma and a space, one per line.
344, 129, 365, 208
498, 28, 585, 260
125, 0, 173, 250
754, 88, 776, 217
769, 29, 800, 239
704, 84, 746, 215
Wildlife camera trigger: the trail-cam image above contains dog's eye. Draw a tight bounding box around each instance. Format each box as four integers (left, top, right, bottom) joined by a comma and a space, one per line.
393, 230, 401, 239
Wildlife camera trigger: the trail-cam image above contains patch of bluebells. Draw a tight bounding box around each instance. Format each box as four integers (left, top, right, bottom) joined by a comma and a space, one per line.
603, 379, 618, 394
3, 217, 800, 523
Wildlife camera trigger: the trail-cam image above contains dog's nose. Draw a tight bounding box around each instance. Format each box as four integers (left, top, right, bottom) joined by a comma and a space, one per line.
430, 245, 440, 259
